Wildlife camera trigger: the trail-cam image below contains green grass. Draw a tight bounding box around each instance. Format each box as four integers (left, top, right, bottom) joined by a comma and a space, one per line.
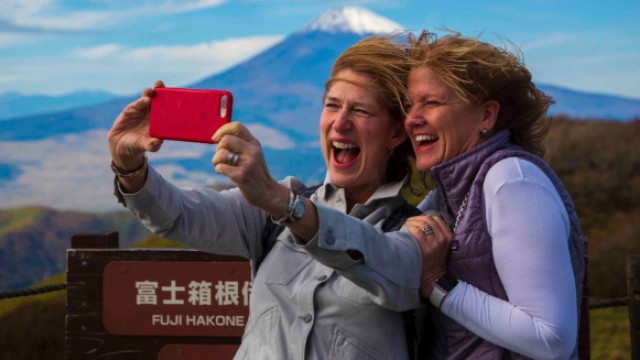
128, 234, 188, 249
590, 306, 631, 359
0, 206, 45, 238
0, 273, 66, 318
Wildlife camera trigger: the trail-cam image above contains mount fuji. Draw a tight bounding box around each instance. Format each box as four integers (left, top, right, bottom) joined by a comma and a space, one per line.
0, 6, 638, 212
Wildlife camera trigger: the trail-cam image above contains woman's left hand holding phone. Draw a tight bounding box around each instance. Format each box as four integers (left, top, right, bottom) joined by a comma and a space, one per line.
108, 80, 166, 193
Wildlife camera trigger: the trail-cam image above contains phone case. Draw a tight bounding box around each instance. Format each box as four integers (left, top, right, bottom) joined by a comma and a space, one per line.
149, 87, 233, 144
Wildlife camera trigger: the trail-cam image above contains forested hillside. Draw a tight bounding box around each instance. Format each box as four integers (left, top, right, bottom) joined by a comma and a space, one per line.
544, 117, 640, 299
0, 207, 150, 291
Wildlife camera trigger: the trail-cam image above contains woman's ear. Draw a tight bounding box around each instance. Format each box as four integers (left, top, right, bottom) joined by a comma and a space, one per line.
480, 100, 500, 132
390, 121, 408, 150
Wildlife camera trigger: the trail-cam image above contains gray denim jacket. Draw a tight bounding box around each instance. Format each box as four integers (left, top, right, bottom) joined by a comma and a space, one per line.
117, 166, 423, 360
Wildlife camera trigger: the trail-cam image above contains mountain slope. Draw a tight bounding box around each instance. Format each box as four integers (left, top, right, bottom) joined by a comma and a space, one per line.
0, 207, 150, 291
540, 84, 640, 120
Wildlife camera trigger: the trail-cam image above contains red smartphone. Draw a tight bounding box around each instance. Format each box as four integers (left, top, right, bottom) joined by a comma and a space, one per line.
149, 87, 233, 144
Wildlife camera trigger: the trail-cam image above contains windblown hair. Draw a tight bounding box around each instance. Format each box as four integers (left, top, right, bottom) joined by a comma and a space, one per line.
407, 30, 553, 157
325, 35, 413, 182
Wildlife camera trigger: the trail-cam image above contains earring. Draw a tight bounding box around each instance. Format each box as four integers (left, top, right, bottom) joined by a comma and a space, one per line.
481, 128, 488, 136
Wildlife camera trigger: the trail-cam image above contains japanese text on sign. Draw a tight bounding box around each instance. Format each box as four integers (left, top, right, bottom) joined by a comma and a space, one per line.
134, 280, 251, 306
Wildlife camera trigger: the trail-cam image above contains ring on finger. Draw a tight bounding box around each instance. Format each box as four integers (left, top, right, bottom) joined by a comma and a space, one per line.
421, 225, 434, 236
226, 151, 240, 166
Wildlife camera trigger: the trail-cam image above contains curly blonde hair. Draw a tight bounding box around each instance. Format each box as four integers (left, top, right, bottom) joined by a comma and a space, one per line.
407, 30, 553, 157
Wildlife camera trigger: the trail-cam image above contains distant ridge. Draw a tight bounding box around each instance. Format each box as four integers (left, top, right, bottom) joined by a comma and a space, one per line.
0, 90, 116, 121
539, 84, 640, 120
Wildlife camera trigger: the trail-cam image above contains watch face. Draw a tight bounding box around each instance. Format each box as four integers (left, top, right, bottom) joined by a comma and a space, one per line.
436, 273, 459, 292
292, 196, 306, 219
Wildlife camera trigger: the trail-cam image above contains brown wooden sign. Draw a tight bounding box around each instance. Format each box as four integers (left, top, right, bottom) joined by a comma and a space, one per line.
103, 261, 251, 337
66, 231, 249, 360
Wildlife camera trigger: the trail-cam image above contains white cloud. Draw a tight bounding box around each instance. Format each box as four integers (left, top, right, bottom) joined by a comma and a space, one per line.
0, 126, 292, 211
246, 123, 296, 150
0, 33, 284, 96
124, 35, 284, 63
0, 0, 228, 32
72, 43, 123, 58
519, 33, 579, 52
0, 129, 119, 211
0, 74, 23, 83
0, 33, 31, 48
149, 140, 212, 160
153, 163, 228, 188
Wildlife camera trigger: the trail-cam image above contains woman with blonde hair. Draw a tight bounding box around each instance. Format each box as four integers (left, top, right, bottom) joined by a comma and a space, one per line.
108, 35, 440, 359
404, 31, 585, 360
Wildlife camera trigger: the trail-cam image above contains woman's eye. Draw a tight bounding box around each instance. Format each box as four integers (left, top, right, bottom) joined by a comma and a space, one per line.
355, 108, 370, 115
325, 103, 339, 109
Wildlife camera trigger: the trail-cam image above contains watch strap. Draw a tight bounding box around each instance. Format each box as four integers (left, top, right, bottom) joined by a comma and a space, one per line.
429, 273, 458, 308
430, 285, 448, 309
272, 187, 295, 224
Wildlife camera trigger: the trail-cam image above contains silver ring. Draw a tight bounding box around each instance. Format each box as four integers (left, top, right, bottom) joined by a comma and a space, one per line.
226, 151, 240, 166
421, 225, 434, 236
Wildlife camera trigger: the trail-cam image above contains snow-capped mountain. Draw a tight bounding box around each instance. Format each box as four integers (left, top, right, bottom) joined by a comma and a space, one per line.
299, 6, 404, 35
0, 6, 638, 212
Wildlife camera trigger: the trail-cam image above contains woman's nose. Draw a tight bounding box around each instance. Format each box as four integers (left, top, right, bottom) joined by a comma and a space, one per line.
333, 110, 353, 132
405, 108, 424, 127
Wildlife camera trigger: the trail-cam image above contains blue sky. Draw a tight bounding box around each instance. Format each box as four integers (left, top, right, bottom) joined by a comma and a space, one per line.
0, 0, 638, 99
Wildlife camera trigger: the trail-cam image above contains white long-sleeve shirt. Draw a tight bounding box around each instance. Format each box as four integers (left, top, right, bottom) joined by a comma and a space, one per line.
418, 157, 577, 360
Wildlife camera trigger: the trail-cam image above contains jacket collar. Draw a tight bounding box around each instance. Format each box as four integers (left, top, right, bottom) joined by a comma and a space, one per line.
320, 172, 408, 206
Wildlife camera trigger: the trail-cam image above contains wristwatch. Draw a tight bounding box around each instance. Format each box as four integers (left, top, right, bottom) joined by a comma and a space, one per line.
429, 273, 458, 309
273, 188, 306, 224
288, 194, 306, 222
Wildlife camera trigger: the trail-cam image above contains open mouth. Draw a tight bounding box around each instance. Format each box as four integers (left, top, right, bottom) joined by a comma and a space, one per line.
332, 140, 361, 166
415, 134, 439, 149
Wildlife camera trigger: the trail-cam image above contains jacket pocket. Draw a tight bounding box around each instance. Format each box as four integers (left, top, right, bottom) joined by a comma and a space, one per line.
236, 306, 280, 359
330, 326, 391, 360
256, 240, 312, 285
332, 275, 376, 306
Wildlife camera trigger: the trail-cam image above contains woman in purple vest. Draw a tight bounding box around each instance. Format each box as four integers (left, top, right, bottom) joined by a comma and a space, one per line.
403, 31, 585, 359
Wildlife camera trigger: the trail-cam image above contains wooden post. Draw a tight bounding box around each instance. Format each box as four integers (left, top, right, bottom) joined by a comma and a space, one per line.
70, 231, 119, 249
629, 254, 640, 360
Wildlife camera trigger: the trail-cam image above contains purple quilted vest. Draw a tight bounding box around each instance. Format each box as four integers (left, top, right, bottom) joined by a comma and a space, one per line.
427, 130, 585, 360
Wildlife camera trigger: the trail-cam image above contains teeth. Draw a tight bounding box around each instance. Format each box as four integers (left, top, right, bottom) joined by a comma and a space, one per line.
415, 134, 438, 142
332, 141, 357, 150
